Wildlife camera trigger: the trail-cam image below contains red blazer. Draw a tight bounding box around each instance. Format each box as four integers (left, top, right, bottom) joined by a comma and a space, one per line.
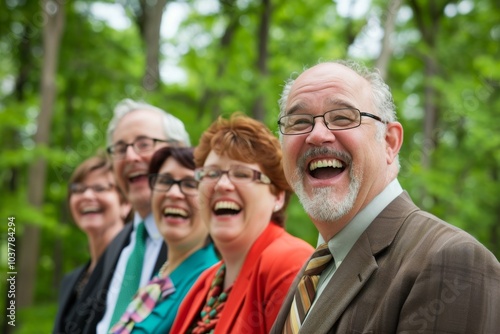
170, 223, 314, 334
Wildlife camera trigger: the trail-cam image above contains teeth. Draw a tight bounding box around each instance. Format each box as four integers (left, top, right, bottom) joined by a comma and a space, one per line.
214, 201, 241, 211
81, 207, 101, 214
163, 207, 188, 217
309, 159, 343, 171
128, 171, 146, 178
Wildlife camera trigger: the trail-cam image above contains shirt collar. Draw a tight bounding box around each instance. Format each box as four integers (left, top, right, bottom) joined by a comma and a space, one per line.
133, 211, 162, 240
318, 179, 403, 269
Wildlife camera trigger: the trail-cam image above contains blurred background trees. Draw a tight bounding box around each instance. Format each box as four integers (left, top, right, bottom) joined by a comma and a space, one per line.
1, 0, 499, 332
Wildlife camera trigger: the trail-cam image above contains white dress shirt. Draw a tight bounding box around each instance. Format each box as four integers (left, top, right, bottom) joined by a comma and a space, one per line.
96, 212, 164, 334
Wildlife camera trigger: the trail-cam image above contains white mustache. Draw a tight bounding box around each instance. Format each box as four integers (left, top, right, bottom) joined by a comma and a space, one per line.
297, 147, 352, 171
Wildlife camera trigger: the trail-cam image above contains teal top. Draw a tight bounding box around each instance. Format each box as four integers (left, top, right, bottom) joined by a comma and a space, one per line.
131, 243, 218, 333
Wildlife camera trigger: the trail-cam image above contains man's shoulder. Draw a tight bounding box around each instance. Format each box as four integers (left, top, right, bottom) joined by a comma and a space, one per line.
384, 196, 499, 270
104, 223, 133, 256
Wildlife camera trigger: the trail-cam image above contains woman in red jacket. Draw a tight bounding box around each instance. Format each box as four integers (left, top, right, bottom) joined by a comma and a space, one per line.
170, 113, 314, 334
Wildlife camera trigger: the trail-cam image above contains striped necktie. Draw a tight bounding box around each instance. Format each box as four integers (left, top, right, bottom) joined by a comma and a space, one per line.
284, 243, 333, 333
109, 221, 147, 330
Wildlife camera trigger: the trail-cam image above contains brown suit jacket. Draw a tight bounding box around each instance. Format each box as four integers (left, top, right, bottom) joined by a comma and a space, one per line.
271, 192, 500, 334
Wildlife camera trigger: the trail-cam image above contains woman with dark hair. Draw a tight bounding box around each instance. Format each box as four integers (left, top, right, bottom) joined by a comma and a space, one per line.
109, 146, 218, 334
170, 113, 314, 334
53, 151, 131, 333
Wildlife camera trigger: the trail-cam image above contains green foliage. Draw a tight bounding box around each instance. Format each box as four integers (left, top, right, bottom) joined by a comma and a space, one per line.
15, 303, 59, 334
286, 195, 318, 246
1, 0, 499, 331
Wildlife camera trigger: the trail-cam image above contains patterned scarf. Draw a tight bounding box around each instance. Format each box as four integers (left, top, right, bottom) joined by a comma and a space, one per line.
109, 274, 176, 334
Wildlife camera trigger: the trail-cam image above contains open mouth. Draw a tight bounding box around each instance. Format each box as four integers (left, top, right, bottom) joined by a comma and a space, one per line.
163, 207, 189, 219
128, 171, 147, 183
213, 201, 241, 216
308, 159, 346, 179
80, 207, 103, 215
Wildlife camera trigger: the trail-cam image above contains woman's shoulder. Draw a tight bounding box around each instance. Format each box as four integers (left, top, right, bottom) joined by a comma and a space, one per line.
173, 252, 221, 286
258, 231, 314, 268
271, 228, 314, 252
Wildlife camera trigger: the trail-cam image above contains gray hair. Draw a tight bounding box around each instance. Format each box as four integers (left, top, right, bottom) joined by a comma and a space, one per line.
106, 98, 191, 147
278, 59, 397, 123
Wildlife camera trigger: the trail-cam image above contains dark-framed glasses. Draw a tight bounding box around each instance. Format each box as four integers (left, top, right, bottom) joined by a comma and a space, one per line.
107, 136, 176, 160
194, 165, 271, 185
148, 173, 199, 196
70, 183, 115, 195
277, 108, 386, 135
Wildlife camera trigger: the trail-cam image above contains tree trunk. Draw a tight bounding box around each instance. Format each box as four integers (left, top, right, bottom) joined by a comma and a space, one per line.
251, 0, 271, 121
375, 0, 402, 79
421, 55, 439, 168
139, 0, 169, 91
17, 0, 65, 308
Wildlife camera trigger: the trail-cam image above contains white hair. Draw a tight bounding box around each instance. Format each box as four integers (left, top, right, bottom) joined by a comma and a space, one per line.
106, 98, 191, 147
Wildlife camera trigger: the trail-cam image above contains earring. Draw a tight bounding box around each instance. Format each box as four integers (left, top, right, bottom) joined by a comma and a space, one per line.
274, 205, 279, 212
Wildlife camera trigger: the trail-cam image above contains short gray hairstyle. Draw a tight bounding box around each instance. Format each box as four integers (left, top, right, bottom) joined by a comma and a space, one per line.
106, 98, 191, 147
278, 59, 397, 123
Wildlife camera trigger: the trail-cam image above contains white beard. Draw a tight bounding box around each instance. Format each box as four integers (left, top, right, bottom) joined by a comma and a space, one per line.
291, 148, 361, 223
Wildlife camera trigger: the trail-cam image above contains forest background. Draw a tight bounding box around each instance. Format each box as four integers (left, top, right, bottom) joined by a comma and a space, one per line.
1, 0, 499, 333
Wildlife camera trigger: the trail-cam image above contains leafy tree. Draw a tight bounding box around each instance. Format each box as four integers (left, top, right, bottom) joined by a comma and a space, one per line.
0, 1, 498, 332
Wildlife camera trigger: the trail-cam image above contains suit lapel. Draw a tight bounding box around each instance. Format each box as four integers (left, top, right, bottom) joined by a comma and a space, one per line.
152, 242, 167, 277
59, 265, 86, 309
301, 193, 414, 333
271, 192, 416, 334
301, 233, 378, 333
90, 222, 133, 296
104, 223, 132, 279
53, 265, 87, 332
270, 262, 305, 333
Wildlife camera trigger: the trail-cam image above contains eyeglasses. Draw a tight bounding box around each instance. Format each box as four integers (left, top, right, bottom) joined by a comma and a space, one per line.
277, 108, 386, 135
70, 183, 115, 195
194, 165, 271, 185
148, 174, 199, 196
107, 136, 175, 159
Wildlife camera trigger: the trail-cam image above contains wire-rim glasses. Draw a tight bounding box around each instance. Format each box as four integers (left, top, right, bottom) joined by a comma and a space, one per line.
194, 165, 271, 185
107, 136, 176, 160
148, 174, 199, 196
277, 108, 386, 135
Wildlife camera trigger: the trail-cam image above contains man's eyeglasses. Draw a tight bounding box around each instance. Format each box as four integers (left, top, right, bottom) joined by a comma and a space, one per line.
277, 108, 386, 135
70, 183, 115, 195
194, 166, 271, 185
107, 136, 176, 159
148, 174, 199, 196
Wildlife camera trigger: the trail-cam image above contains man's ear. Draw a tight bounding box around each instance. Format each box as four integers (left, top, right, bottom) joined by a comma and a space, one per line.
385, 121, 403, 164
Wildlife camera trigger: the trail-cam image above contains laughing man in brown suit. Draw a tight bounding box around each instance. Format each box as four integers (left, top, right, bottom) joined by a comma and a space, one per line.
271, 59, 500, 334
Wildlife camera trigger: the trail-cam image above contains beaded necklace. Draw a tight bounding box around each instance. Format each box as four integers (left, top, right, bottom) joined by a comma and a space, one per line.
191, 263, 232, 334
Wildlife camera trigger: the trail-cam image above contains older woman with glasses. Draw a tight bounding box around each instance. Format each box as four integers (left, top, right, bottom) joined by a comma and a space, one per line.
170, 113, 314, 334
53, 152, 131, 334
109, 146, 219, 334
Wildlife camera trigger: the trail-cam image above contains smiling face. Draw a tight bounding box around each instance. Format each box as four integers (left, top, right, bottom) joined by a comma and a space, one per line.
281, 62, 402, 238
198, 151, 282, 251
111, 109, 168, 217
69, 169, 128, 235
152, 157, 207, 249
